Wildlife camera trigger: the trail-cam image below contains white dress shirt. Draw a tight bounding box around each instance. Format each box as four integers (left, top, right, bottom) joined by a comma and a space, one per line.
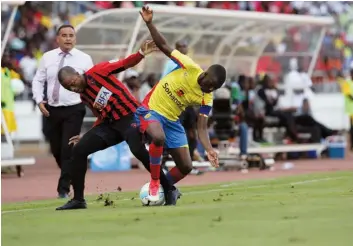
32, 48, 94, 106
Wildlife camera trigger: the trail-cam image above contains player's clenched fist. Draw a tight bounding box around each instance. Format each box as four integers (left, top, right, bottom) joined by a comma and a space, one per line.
140, 40, 159, 55
140, 6, 153, 23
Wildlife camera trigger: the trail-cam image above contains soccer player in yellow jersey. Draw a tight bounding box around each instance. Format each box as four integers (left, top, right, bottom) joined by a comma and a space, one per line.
137, 6, 227, 204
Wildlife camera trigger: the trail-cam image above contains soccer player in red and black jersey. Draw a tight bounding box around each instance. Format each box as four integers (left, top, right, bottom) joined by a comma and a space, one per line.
55, 40, 179, 210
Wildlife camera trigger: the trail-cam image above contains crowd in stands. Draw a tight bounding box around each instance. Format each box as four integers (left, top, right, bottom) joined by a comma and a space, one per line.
211, 73, 338, 145
2, 1, 352, 102
1, 1, 352, 151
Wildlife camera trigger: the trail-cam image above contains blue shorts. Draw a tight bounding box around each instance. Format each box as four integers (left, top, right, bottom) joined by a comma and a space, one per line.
134, 106, 188, 149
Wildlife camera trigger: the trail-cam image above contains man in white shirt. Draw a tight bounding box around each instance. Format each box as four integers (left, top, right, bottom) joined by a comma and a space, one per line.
32, 24, 94, 198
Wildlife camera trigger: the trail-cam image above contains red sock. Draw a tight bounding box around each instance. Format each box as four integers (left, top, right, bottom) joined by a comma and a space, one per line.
149, 142, 163, 180
166, 167, 187, 184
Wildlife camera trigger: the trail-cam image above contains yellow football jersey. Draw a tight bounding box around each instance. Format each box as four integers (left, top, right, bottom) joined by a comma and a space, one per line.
143, 50, 213, 121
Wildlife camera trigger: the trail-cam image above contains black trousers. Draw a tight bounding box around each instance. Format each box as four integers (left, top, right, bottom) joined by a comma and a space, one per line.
267, 110, 297, 140
70, 114, 173, 201
295, 114, 337, 139
46, 103, 86, 194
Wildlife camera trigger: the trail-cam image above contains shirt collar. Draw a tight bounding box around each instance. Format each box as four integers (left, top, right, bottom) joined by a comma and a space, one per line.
57, 48, 76, 56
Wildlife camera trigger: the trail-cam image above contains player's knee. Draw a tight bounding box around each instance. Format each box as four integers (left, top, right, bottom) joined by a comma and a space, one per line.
151, 134, 165, 147
129, 142, 145, 157
180, 161, 193, 175
72, 142, 89, 159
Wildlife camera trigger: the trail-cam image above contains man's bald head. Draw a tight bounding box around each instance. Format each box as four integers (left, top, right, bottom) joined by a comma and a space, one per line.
57, 66, 86, 93
58, 66, 77, 85
175, 40, 188, 55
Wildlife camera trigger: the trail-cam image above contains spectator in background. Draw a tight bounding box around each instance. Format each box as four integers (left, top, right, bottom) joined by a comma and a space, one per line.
295, 98, 337, 141
1, 51, 23, 84
1, 52, 25, 177
1, 51, 25, 135
284, 58, 303, 90
258, 74, 298, 142
298, 66, 313, 89
226, 75, 248, 158
230, 75, 247, 106
139, 73, 157, 102
124, 69, 141, 101
51, 11, 71, 33
18, 48, 38, 108
242, 76, 267, 143
32, 25, 93, 199
18, 48, 37, 91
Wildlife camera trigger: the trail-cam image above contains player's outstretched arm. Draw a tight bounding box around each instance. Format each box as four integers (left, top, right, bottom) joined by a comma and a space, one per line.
197, 113, 219, 168
122, 40, 158, 69
140, 6, 173, 58
99, 40, 157, 75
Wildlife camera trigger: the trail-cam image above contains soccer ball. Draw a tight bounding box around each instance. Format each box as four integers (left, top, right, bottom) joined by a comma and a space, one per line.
139, 182, 165, 206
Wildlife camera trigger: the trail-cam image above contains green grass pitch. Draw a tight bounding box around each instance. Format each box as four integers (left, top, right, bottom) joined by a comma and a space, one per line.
2, 171, 353, 246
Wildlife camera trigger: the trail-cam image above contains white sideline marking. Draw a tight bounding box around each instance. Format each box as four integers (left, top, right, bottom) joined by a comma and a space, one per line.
1, 176, 346, 215
290, 177, 338, 185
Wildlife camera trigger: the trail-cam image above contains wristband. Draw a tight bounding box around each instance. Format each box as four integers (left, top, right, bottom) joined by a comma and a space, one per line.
138, 49, 145, 56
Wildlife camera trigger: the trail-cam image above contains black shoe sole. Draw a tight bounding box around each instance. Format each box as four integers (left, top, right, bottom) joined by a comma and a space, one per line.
55, 206, 87, 211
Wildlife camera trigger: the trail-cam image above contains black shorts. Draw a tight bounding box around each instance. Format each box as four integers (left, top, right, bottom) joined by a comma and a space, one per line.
90, 114, 137, 146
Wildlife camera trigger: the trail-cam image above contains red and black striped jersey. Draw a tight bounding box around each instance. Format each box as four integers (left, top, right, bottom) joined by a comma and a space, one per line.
80, 52, 143, 125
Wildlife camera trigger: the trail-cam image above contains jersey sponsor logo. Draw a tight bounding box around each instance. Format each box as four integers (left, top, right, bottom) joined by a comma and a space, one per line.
175, 88, 185, 97
162, 83, 185, 109
93, 86, 112, 111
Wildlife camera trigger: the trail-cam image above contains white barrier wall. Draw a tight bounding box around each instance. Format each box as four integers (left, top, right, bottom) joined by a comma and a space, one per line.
309, 93, 350, 130
12, 101, 44, 142
12, 94, 350, 142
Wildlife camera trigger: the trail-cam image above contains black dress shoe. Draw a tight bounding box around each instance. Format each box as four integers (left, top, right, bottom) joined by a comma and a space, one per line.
56, 199, 87, 210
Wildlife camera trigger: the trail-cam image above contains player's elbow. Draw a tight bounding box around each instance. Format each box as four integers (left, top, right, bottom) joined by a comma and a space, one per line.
158, 44, 172, 57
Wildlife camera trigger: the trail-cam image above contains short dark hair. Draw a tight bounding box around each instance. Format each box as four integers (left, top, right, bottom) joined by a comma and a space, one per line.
238, 74, 247, 83
57, 66, 76, 84
56, 24, 75, 36
209, 64, 226, 89
175, 40, 188, 48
